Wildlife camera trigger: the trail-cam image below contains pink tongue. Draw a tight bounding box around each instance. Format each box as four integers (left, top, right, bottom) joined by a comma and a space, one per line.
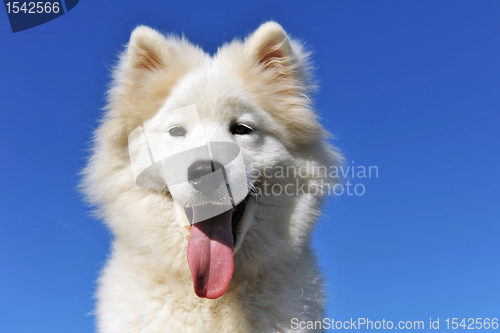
187, 208, 234, 299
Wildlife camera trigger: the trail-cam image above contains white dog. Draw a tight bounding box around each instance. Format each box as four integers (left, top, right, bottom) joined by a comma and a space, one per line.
82, 21, 342, 332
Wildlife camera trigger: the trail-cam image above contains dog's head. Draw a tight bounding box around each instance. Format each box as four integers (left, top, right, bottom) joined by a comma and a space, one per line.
83, 22, 341, 299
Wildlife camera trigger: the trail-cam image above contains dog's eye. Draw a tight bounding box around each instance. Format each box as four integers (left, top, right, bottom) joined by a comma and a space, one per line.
168, 126, 186, 137
231, 123, 254, 135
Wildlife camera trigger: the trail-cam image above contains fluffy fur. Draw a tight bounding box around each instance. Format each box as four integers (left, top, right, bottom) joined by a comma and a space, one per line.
82, 21, 342, 332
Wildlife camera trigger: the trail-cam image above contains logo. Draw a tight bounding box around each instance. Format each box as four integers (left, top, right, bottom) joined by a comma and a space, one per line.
128, 104, 249, 224
3, 0, 79, 33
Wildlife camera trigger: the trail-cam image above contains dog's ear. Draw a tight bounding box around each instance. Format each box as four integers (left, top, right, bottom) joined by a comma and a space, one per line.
109, 26, 206, 126
118, 26, 206, 84
242, 22, 319, 147
245, 22, 294, 75
127, 26, 167, 71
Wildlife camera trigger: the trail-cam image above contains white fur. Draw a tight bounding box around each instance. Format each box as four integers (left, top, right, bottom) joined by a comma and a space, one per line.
82, 21, 342, 333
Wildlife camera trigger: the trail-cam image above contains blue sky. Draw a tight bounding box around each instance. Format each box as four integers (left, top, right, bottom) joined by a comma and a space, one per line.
1, 1, 499, 332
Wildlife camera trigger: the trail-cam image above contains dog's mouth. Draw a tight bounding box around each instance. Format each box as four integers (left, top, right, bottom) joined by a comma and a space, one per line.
184, 194, 249, 246
184, 194, 251, 299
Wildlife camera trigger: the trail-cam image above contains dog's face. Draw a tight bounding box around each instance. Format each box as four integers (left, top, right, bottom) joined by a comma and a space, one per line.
84, 22, 340, 299
132, 72, 284, 211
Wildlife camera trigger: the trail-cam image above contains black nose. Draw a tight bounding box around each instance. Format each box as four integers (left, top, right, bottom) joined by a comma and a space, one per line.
188, 160, 225, 190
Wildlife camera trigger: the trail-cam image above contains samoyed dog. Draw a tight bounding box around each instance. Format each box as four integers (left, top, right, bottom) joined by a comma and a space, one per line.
82, 21, 342, 333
